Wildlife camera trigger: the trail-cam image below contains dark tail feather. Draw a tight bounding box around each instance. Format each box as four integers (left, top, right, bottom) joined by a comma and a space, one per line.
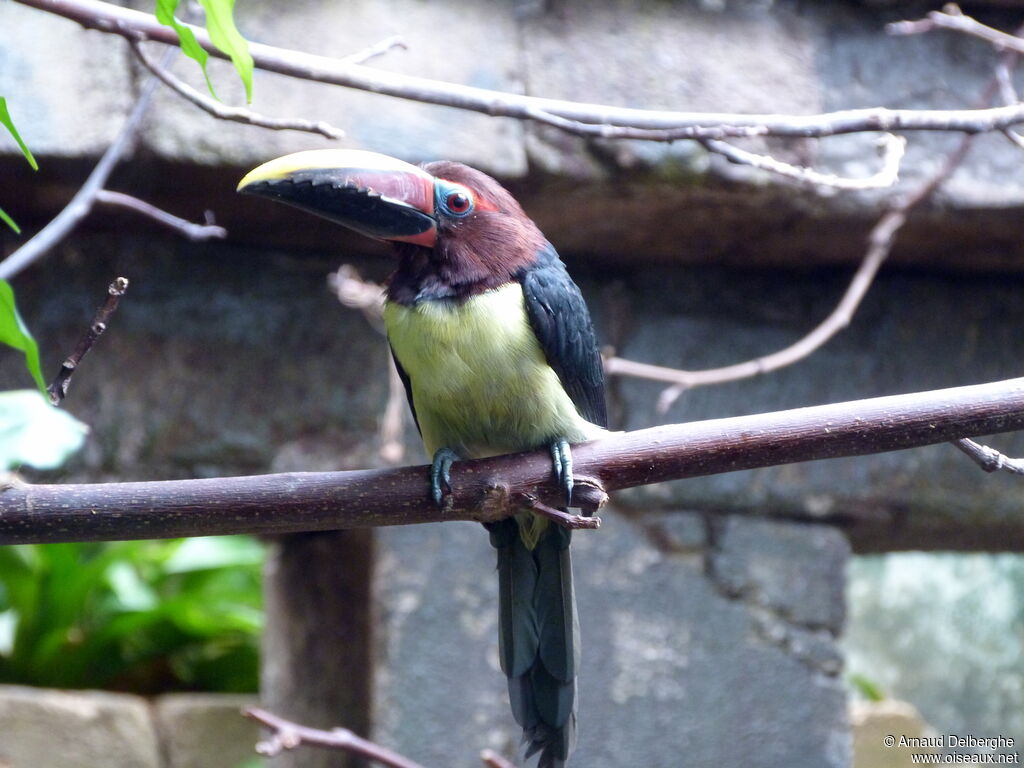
486, 519, 578, 768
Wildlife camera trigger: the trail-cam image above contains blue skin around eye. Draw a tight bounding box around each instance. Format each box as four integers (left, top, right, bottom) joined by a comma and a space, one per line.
434, 180, 474, 217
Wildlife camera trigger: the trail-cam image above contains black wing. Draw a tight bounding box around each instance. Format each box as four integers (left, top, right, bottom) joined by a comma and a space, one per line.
519, 244, 608, 428
390, 348, 421, 435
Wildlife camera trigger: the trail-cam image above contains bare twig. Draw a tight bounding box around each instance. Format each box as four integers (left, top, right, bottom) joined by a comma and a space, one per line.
16, 0, 1024, 140
481, 750, 518, 768
888, 5, 1024, 57
47, 277, 129, 405
994, 58, 1024, 150
3, 375, 1024, 544
608, 133, 976, 412
328, 265, 385, 328
325, 266, 403, 460
699, 134, 905, 190
244, 708, 426, 768
95, 190, 226, 240
0, 52, 167, 281
520, 495, 601, 530
954, 438, 1024, 475
128, 38, 346, 140
529, 108, 907, 186
379, 358, 408, 464
339, 34, 408, 66
1002, 127, 1024, 150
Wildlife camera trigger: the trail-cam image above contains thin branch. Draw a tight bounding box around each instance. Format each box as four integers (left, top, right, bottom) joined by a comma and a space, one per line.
128, 38, 345, 140
0, 53, 166, 281
328, 264, 385, 330
520, 495, 601, 530
480, 750, 518, 768
339, 34, 408, 66
95, 190, 226, 240
699, 134, 905, 190
994, 58, 1024, 150
16, 0, 1024, 139
1002, 127, 1024, 150
888, 5, 1024, 57
379, 357, 408, 464
954, 438, 1024, 476
607, 132, 975, 412
46, 277, 128, 405
326, 266, 403, 461
529, 108, 907, 187
3, 375, 1024, 544
244, 708, 426, 768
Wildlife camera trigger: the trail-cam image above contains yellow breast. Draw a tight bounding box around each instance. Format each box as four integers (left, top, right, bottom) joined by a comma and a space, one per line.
383, 283, 600, 458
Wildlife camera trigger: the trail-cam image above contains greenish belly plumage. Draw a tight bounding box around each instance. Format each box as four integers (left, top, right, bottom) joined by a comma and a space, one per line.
383, 283, 601, 459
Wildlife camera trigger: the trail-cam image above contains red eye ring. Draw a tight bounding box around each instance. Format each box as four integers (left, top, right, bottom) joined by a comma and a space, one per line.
446, 191, 472, 214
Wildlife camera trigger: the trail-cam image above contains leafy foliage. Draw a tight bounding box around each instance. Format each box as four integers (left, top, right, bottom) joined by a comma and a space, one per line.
0, 390, 88, 471
0, 280, 46, 394
155, 0, 254, 103
0, 536, 264, 693
0, 96, 38, 234
0, 97, 38, 170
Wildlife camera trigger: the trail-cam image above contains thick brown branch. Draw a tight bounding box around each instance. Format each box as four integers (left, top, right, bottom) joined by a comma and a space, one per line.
15, 0, 1024, 139
46, 277, 128, 405
2, 376, 1024, 544
245, 708, 426, 768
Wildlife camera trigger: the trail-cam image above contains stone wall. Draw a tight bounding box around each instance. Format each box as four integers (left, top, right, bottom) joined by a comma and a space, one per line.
0, 686, 258, 768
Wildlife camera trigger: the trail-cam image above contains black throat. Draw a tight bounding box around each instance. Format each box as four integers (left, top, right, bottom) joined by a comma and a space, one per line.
386, 243, 518, 306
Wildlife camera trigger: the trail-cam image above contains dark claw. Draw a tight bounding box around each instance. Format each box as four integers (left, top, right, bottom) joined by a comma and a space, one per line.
549, 438, 574, 508
430, 447, 461, 507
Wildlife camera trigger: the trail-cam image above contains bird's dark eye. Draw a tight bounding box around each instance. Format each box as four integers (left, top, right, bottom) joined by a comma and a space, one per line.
446, 191, 472, 214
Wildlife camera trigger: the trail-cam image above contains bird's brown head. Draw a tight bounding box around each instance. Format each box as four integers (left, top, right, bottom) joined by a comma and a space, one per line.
238, 150, 545, 304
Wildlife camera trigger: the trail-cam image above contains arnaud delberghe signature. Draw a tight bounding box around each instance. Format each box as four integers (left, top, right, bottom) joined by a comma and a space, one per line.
899, 735, 1016, 750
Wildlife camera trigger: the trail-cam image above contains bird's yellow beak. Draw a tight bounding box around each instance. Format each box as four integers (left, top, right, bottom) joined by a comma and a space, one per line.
238, 149, 438, 247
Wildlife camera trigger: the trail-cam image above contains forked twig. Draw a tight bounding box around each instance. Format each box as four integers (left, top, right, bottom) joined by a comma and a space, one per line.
95, 191, 226, 241
954, 439, 1024, 476
245, 708, 426, 768
47, 277, 129, 405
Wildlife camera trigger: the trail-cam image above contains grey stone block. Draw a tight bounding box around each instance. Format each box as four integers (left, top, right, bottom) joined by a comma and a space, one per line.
0, 2, 133, 157
0, 685, 160, 768
374, 510, 850, 768
141, 0, 527, 175
604, 266, 1024, 552
153, 693, 260, 768
707, 517, 849, 633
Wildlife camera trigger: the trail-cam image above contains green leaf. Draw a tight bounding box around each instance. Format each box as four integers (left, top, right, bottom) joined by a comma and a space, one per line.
0, 206, 20, 235
154, 0, 217, 99
163, 536, 265, 573
0, 97, 38, 171
198, 0, 254, 103
848, 673, 886, 702
0, 280, 45, 393
0, 391, 88, 471
154, 0, 254, 103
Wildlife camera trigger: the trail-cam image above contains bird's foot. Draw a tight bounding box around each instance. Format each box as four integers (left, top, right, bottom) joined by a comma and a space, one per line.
430, 447, 461, 507
549, 438, 574, 508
